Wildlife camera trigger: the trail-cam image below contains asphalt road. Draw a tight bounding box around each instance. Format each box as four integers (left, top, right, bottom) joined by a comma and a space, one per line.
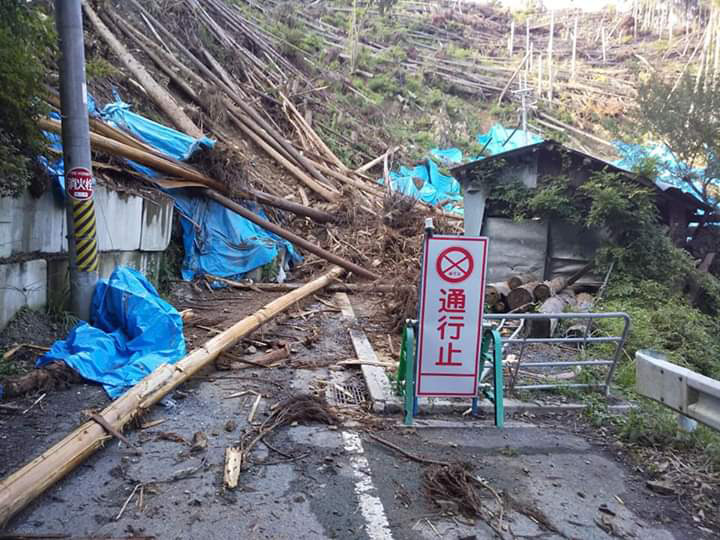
1, 299, 710, 539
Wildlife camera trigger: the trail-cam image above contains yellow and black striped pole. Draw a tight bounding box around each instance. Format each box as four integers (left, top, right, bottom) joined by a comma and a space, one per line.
70, 197, 99, 273
57, 0, 99, 320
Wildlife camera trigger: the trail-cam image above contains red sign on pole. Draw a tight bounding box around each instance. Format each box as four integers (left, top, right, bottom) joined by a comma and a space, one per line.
416, 235, 489, 397
66, 167, 94, 201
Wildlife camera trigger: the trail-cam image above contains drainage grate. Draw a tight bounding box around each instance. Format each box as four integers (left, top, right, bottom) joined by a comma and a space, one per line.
328, 382, 368, 407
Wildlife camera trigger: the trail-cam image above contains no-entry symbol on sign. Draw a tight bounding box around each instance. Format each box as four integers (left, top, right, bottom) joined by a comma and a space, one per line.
436, 246, 474, 283
417, 235, 489, 397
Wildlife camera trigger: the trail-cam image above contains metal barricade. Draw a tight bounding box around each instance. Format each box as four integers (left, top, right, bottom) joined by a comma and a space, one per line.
484, 312, 631, 396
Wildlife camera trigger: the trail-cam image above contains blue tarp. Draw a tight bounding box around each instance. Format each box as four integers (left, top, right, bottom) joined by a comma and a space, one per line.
380, 124, 543, 215
37, 267, 186, 399
40, 92, 300, 281
475, 123, 543, 157
174, 192, 300, 281
613, 141, 717, 206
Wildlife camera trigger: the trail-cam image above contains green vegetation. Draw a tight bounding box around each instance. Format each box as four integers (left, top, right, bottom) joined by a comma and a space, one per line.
0, 2, 56, 197
583, 395, 720, 470
481, 165, 720, 382
634, 72, 720, 215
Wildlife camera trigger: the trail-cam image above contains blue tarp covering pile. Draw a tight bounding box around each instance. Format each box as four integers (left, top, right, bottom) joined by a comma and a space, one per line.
380, 124, 543, 215
37, 267, 186, 398
40, 93, 300, 281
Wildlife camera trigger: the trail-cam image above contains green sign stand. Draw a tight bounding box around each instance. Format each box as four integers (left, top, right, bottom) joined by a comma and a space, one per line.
396, 322, 504, 428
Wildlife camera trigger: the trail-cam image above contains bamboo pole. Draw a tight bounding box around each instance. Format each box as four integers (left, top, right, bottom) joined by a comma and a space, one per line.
571, 16, 578, 81
536, 112, 615, 149
0, 266, 345, 527
39, 117, 227, 192
204, 190, 380, 280
508, 19, 515, 57
226, 111, 339, 202
206, 275, 402, 293
548, 10, 555, 101
82, 1, 203, 139
40, 117, 333, 223
497, 51, 530, 105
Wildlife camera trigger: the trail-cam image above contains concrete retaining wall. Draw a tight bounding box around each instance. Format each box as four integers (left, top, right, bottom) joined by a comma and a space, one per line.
0, 186, 174, 329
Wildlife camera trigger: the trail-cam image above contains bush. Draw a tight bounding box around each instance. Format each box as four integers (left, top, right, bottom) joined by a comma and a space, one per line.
0, 2, 55, 197
598, 277, 720, 381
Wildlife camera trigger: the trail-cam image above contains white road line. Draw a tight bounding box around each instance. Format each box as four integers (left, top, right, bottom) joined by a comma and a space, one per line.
341, 431, 395, 540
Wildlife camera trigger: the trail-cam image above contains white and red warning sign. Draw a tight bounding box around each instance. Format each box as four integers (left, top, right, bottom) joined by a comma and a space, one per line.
66, 167, 94, 201
416, 235, 489, 397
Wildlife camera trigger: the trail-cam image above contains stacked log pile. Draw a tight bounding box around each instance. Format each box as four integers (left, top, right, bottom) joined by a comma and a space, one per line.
486, 264, 596, 338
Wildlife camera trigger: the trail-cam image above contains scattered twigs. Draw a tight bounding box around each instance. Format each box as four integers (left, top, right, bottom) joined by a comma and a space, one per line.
88, 412, 133, 447
115, 483, 142, 521
367, 433, 449, 466
21, 393, 46, 415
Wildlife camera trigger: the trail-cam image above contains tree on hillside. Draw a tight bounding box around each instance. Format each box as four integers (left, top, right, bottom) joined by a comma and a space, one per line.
634, 72, 719, 221
0, 1, 55, 197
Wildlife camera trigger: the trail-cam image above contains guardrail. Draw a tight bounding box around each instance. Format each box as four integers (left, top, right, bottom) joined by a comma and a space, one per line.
484, 312, 631, 395
636, 350, 720, 432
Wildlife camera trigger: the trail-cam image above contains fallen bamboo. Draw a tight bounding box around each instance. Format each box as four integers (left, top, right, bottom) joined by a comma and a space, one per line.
125, 0, 335, 198
497, 51, 530, 104
41, 117, 333, 223
355, 146, 401, 174
537, 112, 615, 149
227, 111, 339, 202
203, 190, 380, 280
82, 1, 204, 139
39, 117, 227, 192
206, 275, 404, 293
0, 266, 345, 527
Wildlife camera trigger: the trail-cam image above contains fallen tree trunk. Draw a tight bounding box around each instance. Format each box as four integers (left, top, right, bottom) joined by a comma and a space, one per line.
204, 190, 380, 281
486, 282, 511, 306
530, 290, 576, 337
82, 1, 204, 138
532, 282, 551, 302
507, 282, 540, 310
0, 266, 345, 527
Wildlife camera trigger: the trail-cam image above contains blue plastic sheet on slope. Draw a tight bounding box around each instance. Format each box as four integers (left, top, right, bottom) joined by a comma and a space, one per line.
380, 124, 543, 215
613, 141, 716, 206
40, 92, 300, 280
476, 123, 543, 156
173, 191, 301, 280
37, 267, 186, 399
100, 94, 215, 166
